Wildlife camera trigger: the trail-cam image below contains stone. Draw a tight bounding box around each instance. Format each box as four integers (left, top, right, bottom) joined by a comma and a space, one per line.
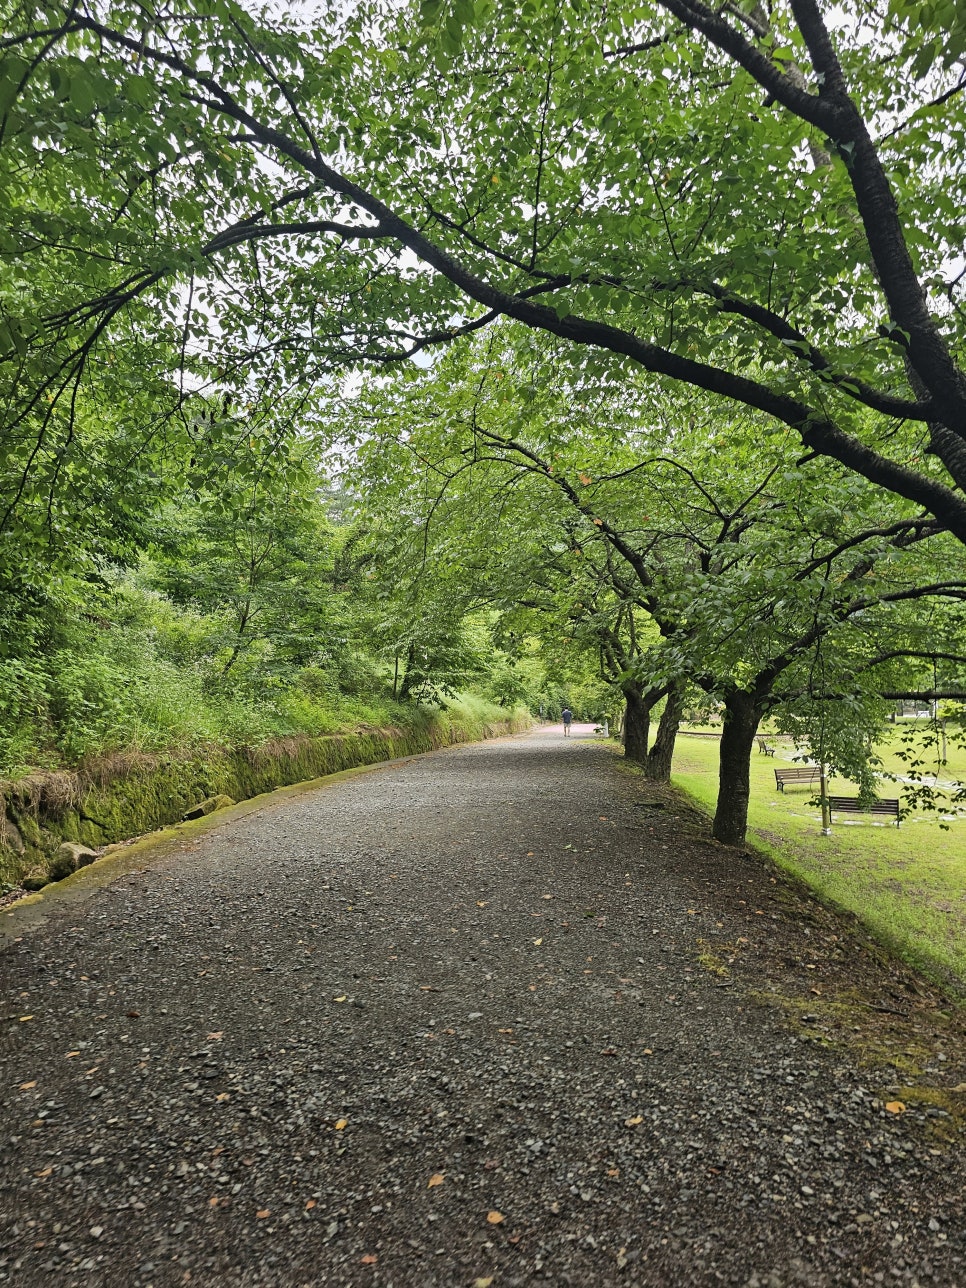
182, 795, 236, 821
52, 843, 99, 878
21, 867, 50, 892
1, 821, 25, 855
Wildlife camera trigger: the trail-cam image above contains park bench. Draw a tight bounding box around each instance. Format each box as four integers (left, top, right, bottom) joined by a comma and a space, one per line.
774, 766, 822, 792
756, 737, 776, 756
827, 796, 900, 827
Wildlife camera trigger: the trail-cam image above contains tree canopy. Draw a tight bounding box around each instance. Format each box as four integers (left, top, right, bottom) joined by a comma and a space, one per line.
5, 0, 966, 545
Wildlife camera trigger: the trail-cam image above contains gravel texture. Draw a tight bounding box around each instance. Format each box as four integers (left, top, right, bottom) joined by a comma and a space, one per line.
1, 724, 965, 1287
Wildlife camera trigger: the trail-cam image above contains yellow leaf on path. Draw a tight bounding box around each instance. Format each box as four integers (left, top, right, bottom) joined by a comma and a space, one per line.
885, 1101, 907, 1114
428, 1173, 444, 1188
35, 1167, 53, 1177
486, 1210, 505, 1224
335, 1118, 348, 1130
474, 1278, 495, 1287
207, 1031, 223, 1041
477, 901, 488, 907
333, 995, 347, 1003
19, 1081, 36, 1090
256, 1209, 270, 1219
19, 1016, 33, 1022
533, 938, 543, 946
305, 1199, 316, 1210
624, 1115, 644, 1127
216, 1092, 230, 1102
65, 1051, 80, 1058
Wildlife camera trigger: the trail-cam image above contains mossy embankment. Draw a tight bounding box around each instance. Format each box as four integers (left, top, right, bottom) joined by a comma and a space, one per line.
1, 704, 530, 887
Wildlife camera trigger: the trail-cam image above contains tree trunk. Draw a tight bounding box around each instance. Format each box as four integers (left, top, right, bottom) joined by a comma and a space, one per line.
622, 685, 651, 764
643, 684, 684, 782
398, 642, 417, 699
712, 688, 762, 846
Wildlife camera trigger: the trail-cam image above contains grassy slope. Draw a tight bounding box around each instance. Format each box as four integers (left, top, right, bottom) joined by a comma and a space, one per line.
672, 731, 966, 991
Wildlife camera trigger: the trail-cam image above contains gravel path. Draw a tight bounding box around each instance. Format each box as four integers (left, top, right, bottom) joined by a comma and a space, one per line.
1, 725, 965, 1287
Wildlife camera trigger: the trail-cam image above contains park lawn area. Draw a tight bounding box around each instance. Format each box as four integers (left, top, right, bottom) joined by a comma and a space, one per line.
672, 732, 966, 992
870, 721, 966, 784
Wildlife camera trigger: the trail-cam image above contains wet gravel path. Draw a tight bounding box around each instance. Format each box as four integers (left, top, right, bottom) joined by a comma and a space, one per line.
1, 725, 965, 1287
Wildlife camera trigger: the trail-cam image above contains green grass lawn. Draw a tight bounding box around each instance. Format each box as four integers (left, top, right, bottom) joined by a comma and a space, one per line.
672, 730, 966, 992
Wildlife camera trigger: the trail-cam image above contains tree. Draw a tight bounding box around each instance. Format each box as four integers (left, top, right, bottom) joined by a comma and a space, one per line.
5, 0, 966, 553
345, 327, 966, 843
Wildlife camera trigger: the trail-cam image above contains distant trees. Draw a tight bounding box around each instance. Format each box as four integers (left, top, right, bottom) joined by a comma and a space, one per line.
346, 330, 966, 843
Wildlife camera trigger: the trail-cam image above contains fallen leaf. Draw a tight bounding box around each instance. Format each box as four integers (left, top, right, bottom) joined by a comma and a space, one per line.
65, 1052, 80, 1058
126, 1010, 140, 1019
209, 1196, 220, 1208
334, 1118, 348, 1130
885, 1101, 907, 1114
207, 1031, 223, 1040
600, 1047, 618, 1057
216, 1092, 230, 1102
333, 995, 347, 1003
477, 901, 489, 907
486, 1210, 505, 1224
256, 1209, 270, 1219
428, 1172, 444, 1188
624, 1116, 644, 1127
19, 1080, 37, 1090
607, 1168, 620, 1177
532, 938, 543, 946
360, 1253, 378, 1264
19, 1016, 33, 1022
642, 1047, 653, 1056
474, 1278, 495, 1288
305, 1199, 316, 1210
35, 1166, 53, 1177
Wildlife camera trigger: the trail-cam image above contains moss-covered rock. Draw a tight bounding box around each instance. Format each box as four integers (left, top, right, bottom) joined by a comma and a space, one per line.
182, 794, 236, 821
60, 809, 81, 842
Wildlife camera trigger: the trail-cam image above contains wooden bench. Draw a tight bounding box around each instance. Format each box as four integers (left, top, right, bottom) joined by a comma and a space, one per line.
828, 796, 900, 827
756, 737, 776, 756
774, 766, 822, 792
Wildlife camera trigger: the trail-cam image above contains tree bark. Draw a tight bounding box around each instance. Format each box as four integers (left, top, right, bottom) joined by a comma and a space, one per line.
622, 684, 651, 764
712, 688, 762, 846
643, 684, 684, 782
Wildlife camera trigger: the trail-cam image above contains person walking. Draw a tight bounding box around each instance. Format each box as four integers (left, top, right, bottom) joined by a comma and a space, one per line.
561, 707, 573, 736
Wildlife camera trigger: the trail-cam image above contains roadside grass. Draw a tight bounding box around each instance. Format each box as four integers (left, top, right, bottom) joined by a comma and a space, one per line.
672, 731, 966, 993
